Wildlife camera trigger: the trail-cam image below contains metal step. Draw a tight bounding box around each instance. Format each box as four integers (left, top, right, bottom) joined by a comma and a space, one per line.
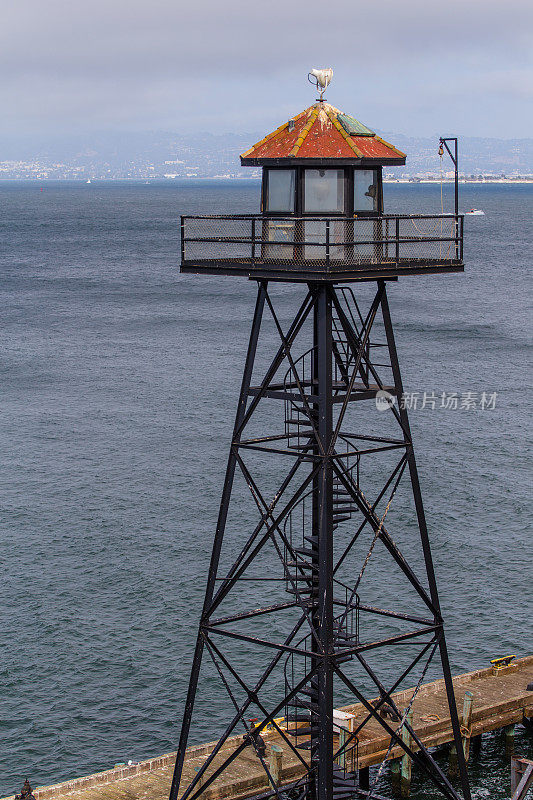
286, 699, 319, 712
333, 772, 358, 783
336, 653, 355, 664
293, 547, 316, 558
285, 563, 315, 575
285, 571, 317, 582
285, 573, 315, 585
333, 767, 356, 773
295, 741, 313, 750
288, 726, 319, 736
335, 631, 356, 641
297, 686, 319, 698
285, 578, 315, 589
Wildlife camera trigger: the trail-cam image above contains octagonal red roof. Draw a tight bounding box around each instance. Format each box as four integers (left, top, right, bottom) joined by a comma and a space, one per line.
241, 102, 405, 166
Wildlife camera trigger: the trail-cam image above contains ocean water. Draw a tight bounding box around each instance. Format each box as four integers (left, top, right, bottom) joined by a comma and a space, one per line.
1, 181, 532, 799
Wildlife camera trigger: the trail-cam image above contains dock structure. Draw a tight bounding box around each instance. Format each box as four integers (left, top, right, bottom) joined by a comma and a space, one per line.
5, 656, 532, 800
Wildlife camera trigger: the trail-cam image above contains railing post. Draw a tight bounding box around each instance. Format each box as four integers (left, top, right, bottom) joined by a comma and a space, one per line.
338, 728, 346, 771
251, 217, 256, 265
374, 217, 383, 263
180, 216, 185, 264
460, 215, 464, 262
325, 219, 330, 270
395, 217, 400, 266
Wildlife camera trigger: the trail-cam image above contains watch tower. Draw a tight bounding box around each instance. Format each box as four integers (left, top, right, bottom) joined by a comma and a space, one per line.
171, 71, 470, 800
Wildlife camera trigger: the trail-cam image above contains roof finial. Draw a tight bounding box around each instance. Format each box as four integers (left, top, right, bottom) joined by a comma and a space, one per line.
308, 68, 333, 101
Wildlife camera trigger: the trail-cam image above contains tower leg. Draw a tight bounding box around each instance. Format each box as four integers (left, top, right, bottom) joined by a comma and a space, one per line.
315, 286, 334, 800
380, 283, 472, 800
169, 282, 267, 800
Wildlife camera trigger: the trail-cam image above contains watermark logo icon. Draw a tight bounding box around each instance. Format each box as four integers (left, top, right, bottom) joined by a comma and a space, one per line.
375, 390, 396, 412
374, 389, 497, 412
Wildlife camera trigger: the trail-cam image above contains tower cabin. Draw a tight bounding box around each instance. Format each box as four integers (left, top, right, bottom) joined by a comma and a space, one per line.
181, 87, 463, 281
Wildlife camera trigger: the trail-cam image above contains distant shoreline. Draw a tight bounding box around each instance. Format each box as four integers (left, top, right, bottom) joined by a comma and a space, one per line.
384, 178, 533, 184
1, 177, 533, 184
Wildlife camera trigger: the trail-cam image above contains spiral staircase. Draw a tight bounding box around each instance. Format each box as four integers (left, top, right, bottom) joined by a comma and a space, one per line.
279, 295, 366, 797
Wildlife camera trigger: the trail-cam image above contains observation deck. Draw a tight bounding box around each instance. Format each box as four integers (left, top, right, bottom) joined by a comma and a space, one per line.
180, 213, 464, 282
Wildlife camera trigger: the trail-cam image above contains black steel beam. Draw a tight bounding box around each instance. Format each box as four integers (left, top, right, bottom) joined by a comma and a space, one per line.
316, 286, 334, 800
169, 282, 267, 800
170, 281, 471, 800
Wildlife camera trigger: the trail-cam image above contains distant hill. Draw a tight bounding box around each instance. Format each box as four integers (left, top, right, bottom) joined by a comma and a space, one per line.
1, 130, 531, 179
378, 132, 533, 176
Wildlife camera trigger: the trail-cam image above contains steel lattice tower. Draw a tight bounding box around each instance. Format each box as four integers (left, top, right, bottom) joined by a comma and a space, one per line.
170, 79, 470, 800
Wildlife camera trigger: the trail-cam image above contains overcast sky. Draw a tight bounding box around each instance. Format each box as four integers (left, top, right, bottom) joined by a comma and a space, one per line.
2, 0, 532, 140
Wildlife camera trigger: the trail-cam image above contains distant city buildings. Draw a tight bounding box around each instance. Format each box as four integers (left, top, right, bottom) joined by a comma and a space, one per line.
0, 133, 531, 181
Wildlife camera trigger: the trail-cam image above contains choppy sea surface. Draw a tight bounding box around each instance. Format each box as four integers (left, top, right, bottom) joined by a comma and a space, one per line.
1, 181, 532, 799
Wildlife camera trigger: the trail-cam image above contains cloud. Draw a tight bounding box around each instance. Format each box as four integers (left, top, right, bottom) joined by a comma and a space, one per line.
1, 0, 532, 137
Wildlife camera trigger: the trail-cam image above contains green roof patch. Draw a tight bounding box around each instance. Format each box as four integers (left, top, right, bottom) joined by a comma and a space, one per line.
337, 113, 375, 137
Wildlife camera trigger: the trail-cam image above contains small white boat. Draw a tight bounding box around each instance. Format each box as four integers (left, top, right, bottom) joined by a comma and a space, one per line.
466, 209, 485, 215
86, 179, 92, 184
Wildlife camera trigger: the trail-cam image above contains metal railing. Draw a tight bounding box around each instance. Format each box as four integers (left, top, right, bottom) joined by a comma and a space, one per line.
181, 213, 464, 272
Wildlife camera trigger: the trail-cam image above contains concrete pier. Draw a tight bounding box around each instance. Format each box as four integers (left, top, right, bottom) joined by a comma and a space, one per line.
3, 656, 532, 800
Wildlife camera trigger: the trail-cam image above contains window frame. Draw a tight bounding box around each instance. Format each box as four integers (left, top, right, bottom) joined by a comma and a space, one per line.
352, 168, 382, 216
301, 168, 348, 216
261, 165, 383, 217
262, 167, 297, 215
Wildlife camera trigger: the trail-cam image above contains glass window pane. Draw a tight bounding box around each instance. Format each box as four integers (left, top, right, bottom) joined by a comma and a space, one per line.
354, 170, 378, 212
304, 169, 344, 213
266, 170, 295, 212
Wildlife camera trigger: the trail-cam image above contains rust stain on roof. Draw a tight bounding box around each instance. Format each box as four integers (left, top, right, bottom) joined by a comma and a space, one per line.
242, 111, 307, 160
289, 106, 319, 156
240, 102, 406, 164
325, 107, 363, 158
